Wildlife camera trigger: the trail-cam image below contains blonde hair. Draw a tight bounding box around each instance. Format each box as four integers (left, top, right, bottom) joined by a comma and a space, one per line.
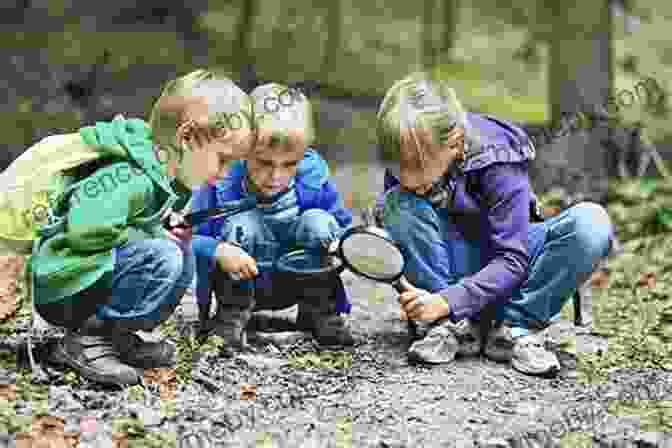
149, 69, 254, 164
377, 72, 479, 168
249, 83, 315, 150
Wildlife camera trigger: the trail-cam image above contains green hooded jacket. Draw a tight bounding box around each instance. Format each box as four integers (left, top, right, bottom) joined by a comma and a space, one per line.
31, 116, 186, 305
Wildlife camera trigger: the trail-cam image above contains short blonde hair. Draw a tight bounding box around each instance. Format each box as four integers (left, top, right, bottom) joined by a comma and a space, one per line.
250, 83, 315, 150
377, 72, 480, 164
149, 69, 254, 164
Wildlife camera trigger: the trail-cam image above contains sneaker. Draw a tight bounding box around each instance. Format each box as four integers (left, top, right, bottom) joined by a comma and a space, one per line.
407, 319, 482, 364
483, 322, 516, 362
407, 319, 459, 365
451, 319, 482, 357
511, 334, 560, 377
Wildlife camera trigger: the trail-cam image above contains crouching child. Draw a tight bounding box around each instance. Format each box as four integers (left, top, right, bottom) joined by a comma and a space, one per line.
32, 70, 255, 386
191, 83, 355, 355
375, 72, 614, 377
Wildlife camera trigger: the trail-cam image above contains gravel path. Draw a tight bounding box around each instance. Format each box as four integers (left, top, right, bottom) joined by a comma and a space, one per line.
5, 241, 672, 447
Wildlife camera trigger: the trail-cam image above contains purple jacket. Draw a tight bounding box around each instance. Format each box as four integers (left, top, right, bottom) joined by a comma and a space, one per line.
379, 113, 547, 321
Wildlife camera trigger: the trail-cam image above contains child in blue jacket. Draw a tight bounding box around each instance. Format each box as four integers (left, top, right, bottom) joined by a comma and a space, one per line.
191, 83, 354, 354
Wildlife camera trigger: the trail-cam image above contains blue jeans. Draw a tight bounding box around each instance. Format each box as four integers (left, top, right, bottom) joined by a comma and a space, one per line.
216, 208, 343, 307
384, 194, 613, 337
96, 238, 195, 330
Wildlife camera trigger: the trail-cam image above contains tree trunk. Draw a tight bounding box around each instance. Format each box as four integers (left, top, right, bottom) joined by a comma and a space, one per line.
321, 0, 341, 78
531, 0, 613, 204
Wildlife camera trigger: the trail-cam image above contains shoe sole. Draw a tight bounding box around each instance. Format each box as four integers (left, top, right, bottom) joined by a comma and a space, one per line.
50, 342, 140, 386
511, 358, 560, 378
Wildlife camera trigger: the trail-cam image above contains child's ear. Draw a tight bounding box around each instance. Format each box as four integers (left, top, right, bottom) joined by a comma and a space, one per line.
175, 119, 196, 146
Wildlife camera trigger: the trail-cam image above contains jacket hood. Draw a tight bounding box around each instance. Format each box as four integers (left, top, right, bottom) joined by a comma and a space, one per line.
79, 115, 173, 195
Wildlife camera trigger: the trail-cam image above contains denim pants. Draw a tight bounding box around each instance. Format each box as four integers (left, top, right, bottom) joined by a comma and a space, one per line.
37, 238, 195, 331
216, 207, 342, 308
383, 193, 613, 337
100, 238, 195, 329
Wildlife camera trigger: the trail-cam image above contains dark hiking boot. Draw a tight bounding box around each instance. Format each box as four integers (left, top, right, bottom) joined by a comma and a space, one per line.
296, 301, 355, 347
113, 331, 176, 368
210, 282, 256, 357
295, 273, 355, 347
50, 330, 140, 386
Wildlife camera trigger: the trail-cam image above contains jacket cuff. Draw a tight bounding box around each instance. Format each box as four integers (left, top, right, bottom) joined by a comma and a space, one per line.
438, 284, 475, 322
190, 235, 220, 259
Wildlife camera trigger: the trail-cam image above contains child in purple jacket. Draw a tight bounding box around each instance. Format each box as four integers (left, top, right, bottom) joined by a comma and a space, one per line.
190, 83, 354, 355
374, 72, 614, 376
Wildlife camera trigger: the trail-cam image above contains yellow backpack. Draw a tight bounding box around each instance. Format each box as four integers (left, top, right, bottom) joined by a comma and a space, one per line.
0, 132, 102, 255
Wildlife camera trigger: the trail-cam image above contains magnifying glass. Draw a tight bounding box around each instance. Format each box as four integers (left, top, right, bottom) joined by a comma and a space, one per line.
275, 225, 431, 338
331, 225, 412, 293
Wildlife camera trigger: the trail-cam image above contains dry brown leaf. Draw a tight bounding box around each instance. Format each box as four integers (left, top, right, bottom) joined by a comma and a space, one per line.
15, 414, 80, 448
144, 367, 177, 400
0, 255, 22, 321
590, 270, 610, 289
636, 271, 656, 288
112, 431, 129, 448
0, 383, 17, 401
240, 383, 257, 400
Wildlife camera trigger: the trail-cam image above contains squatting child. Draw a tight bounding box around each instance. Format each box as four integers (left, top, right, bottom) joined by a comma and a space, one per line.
31, 69, 255, 385
191, 83, 355, 355
374, 72, 614, 377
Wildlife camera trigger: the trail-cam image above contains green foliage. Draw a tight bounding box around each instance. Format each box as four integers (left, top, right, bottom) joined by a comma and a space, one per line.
0, 400, 31, 434
15, 370, 48, 409
63, 369, 81, 386
607, 400, 672, 433
287, 351, 352, 369
569, 177, 672, 386
112, 415, 177, 448
126, 385, 146, 402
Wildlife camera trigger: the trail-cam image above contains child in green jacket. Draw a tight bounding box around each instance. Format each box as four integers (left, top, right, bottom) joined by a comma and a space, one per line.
31, 69, 255, 386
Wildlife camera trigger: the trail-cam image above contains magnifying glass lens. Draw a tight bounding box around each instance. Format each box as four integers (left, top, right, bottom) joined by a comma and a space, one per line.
340, 231, 404, 281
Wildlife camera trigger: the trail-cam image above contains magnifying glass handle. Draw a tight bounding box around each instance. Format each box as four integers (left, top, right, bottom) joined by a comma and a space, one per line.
392, 276, 413, 293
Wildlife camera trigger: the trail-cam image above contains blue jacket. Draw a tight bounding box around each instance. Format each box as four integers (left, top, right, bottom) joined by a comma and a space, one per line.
190, 149, 353, 313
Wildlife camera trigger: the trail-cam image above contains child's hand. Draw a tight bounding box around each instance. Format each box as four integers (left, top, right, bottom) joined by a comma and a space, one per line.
215, 242, 258, 280
163, 210, 193, 250
398, 285, 450, 322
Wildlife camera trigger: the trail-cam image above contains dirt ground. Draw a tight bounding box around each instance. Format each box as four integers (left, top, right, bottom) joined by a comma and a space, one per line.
3, 243, 672, 448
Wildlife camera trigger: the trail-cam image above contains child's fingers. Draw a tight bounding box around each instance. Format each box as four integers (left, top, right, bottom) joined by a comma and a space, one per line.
402, 299, 422, 318
398, 291, 417, 306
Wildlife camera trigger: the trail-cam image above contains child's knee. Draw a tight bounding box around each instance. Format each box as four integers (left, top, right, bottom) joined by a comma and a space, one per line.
294, 209, 339, 243
569, 202, 613, 258
143, 239, 185, 283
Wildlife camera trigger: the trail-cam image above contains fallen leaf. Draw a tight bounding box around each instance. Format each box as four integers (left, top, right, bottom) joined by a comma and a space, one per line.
144, 367, 176, 400
240, 383, 257, 400
636, 271, 656, 288
0, 255, 23, 321
112, 432, 129, 448
15, 414, 80, 448
0, 383, 17, 401
590, 270, 610, 288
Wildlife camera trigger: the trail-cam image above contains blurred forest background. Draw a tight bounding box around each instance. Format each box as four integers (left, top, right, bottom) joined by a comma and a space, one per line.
0, 0, 670, 206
